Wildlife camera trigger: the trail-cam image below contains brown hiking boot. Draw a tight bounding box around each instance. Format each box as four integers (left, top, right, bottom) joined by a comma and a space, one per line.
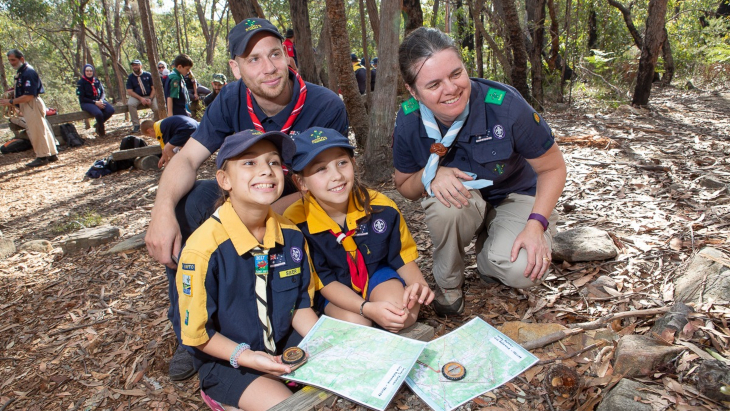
432, 287, 464, 316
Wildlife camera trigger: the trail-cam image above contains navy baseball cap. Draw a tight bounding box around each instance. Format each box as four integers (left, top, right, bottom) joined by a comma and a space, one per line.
350, 53, 358, 62
228, 18, 283, 59
131, 59, 142, 65
291, 128, 355, 172
371, 57, 378, 65
216, 129, 296, 169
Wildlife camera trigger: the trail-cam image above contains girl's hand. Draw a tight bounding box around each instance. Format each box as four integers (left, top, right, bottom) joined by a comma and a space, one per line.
402, 283, 434, 310
364, 301, 408, 333
511, 221, 551, 282
430, 167, 474, 208
239, 350, 292, 375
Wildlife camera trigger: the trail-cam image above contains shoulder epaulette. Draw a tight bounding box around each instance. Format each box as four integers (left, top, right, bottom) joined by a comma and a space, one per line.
401, 97, 420, 115
484, 88, 506, 105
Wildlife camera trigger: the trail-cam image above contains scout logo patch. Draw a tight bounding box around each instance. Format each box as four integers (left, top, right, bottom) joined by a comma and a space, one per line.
354, 223, 369, 237
493, 125, 505, 139
485, 88, 506, 105
290, 247, 303, 263
311, 129, 327, 144
533, 112, 541, 124
401, 97, 420, 115
475, 134, 492, 143
182, 263, 195, 271
254, 254, 269, 275
493, 163, 506, 175
270, 253, 287, 267
25, 80, 31, 87
373, 218, 387, 234
279, 267, 301, 278
245, 19, 262, 31
182, 274, 192, 296
543, 139, 553, 150
184, 310, 189, 325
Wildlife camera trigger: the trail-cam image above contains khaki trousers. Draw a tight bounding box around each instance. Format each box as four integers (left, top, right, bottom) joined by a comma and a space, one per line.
127, 96, 159, 126
17, 97, 57, 158
422, 191, 558, 290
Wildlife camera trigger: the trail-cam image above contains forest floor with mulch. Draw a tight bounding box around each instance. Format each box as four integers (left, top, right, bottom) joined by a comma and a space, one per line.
0, 84, 729, 411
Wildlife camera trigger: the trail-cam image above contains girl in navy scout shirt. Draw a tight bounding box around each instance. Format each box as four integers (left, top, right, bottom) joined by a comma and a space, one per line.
284, 127, 435, 333
176, 129, 318, 411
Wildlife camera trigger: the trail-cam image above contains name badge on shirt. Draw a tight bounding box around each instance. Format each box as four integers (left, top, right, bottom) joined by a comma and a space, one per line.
279, 267, 301, 278
475, 134, 492, 143
254, 253, 269, 276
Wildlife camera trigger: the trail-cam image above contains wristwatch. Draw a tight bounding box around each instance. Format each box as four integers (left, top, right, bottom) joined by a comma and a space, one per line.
528, 213, 549, 231
9, 99, 13, 105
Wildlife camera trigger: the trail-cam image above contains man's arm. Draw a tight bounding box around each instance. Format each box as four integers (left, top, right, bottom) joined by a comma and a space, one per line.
149, 86, 156, 100
145, 138, 212, 268
0, 94, 34, 106
166, 97, 174, 117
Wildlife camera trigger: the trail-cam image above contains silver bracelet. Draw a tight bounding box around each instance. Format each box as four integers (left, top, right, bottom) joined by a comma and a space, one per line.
359, 301, 368, 318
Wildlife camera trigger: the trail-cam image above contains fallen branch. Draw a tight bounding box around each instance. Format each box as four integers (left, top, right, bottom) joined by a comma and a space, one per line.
522, 328, 585, 350
48, 319, 108, 336
536, 341, 606, 365
567, 306, 671, 330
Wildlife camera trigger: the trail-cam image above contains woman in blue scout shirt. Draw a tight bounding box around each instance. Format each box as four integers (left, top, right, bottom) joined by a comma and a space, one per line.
77, 64, 115, 137
392, 27, 567, 316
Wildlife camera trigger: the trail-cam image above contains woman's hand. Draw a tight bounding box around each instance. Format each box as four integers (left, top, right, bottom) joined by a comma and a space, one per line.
429, 166, 474, 208
363, 301, 408, 333
95, 100, 105, 108
511, 221, 551, 282
402, 283, 434, 310
239, 350, 292, 375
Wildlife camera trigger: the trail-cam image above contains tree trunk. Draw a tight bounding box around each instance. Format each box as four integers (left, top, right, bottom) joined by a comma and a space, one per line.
431, 0, 439, 27
475, 13, 484, 78
402, 0, 423, 35
365, 0, 380, 46
546, 0, 559, 70
315, 15, 334, 90
607, 0, 643, 50
558, 0, 573, 103
127, 0, 148, 57
194, 0, 216, 64
526, 0, 546, 108
326, 0, 369, 150
588, 7, 598, 52
101, 0, 127, 104
632, 0, 669, 106
0, 45, 8, 91
467, 0, 511, 78
229, 0, 265, 23
181, 0, 191, 54
359, 0, 371, 103
660, 26, 674, 86
362, 0, 401, 185
174, 0, 182, 53
290, 0, 319, 84
138, 0, 168, 119
495, 0, 530, 99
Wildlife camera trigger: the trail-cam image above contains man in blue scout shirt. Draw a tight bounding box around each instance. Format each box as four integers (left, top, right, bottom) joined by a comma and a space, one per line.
126, 59, 157, 133
145, 17, 348, 381
0, 49, 58, 167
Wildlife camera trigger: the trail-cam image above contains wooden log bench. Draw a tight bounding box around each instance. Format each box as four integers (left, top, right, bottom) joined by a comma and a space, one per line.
269, 322, 435, 411
110, 145, 162, 171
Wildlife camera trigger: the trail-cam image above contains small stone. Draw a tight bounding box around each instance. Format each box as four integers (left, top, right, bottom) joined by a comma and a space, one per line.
0, 238, 16, 259
103, 232, 147, 255
650, 302, 694, 339
674, 247, 730, 304
697, 176, 727, 190
695, 359, 730, 402
498, 322, 566, 344
613, 334, 684, 377
59, 226, 121, 254
18, 239, 53, 253
596, 379, 654, 411
552, 227, 619, 262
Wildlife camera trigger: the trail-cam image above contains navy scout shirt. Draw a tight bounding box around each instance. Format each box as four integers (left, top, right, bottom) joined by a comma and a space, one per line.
177, 202, 315, 363
126, 71, 154, 97
393, 78, 555, 205
284, 190, 418, 290
193, 72, 349, 155
153, 115, 198, 147
14, 64, 44, 98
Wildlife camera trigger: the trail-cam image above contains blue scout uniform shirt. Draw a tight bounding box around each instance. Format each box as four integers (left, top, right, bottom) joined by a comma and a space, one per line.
153, 115, 198, 147
164, 69, 189, 115
393, 78, 555, 205
14, 64, 44, 98
284, 190, 418, 290
193, 72, 349, 155
177, 201, 315, 362
76, 77, 106, 104
125, 71, 154, 97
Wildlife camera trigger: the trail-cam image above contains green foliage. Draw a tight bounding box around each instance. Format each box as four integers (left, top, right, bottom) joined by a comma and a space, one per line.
51, 210, 103, 235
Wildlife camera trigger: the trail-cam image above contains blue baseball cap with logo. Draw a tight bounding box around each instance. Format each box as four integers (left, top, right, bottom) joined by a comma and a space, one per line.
228, 18, 283, 59
216, 129, 296, 169
131, 59, 142, 65
291, 127, 355, 172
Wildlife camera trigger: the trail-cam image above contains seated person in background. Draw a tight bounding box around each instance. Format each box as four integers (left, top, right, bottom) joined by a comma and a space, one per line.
77, 64, 115, 137
284, 127, 434, 333
140, 115, 199, 169
203, 73, 226, 107
126, 59, 157, 133
164, 54, 192, 117
177, 129, 318, 411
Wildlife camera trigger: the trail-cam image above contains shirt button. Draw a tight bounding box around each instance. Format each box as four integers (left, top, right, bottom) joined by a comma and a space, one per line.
291, 277, 297, 283
492, 150, 497, 156
460, 157, 467, 161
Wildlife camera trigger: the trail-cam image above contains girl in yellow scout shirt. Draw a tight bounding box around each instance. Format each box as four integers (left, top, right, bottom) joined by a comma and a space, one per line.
176, 129, 318, 411
284, 127, 435, 333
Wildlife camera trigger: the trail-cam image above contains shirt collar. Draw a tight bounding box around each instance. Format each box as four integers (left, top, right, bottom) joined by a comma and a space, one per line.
301, 192, 367, 234
153, 120, 163, 139
251, 70, 297, 125
218, 200, 284, 255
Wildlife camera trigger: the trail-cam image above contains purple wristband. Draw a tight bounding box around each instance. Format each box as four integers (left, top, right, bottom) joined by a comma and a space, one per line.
528, 213, 549, 231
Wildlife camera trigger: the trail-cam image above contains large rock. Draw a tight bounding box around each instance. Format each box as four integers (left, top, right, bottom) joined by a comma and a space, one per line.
0, 238, 16, 259
596, 379, 655, 411
103, 232, 147, 255
613, 334, 685, 378
674, 247, 730, 304
59, 226, 121, 254
498, 321, 567, 344
552, 227, 618, 262
18, 240, 53, 253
